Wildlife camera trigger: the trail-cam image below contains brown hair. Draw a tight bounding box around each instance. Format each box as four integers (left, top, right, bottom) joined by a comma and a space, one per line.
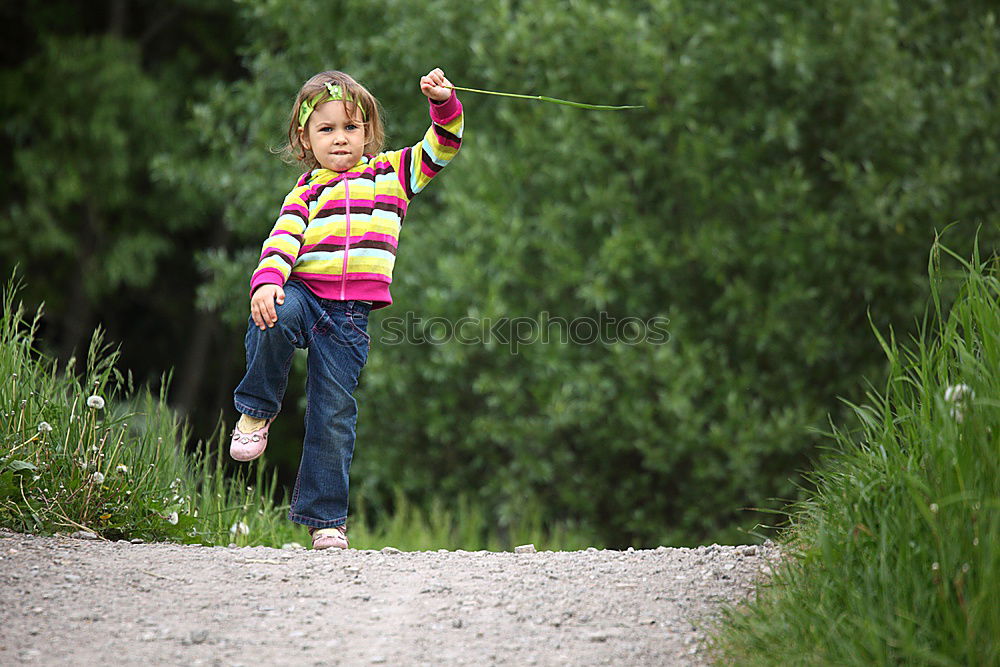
282, 70, 386, 170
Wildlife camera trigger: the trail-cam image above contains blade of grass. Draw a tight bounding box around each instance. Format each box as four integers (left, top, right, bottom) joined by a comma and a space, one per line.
444, 84, 643, 110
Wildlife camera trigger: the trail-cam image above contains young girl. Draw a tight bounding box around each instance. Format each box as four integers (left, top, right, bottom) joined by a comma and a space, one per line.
230, 68, 463, 550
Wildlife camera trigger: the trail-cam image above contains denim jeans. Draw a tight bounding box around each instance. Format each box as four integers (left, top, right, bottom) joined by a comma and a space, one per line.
233, 280, 371, 529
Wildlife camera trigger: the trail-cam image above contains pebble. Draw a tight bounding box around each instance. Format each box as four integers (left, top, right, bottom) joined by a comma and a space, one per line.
71, 531, 98, 540
64, 574, 81, 583
130, 538, 144, 544
381, 546, 402, 555
742, 546, 757, 557
514, 544, 536, 554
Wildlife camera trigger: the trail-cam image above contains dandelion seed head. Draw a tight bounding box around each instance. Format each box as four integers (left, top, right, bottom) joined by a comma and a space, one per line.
116, 464, 128, 474
931, 562, 940, 571
90, 471, 105, 485
86, 395, 105, 410
37, 421, 53, 433
973, 537, 980, 546
944, 384, 975, 422
229, 521, 250, 536
929, 503, 939, 514
944, 384, 974, 402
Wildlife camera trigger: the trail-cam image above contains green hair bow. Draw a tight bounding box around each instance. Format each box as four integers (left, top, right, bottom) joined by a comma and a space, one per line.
299, 82, 366, 128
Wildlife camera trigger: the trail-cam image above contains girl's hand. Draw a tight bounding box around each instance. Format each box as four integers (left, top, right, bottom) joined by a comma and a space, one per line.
250, 284, 285, 330
420, 68, 454, 102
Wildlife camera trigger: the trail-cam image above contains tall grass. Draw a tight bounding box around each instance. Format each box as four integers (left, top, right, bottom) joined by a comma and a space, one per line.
709, 236, 999, 665
0, 275, 594, 550
0, 274, 288, 545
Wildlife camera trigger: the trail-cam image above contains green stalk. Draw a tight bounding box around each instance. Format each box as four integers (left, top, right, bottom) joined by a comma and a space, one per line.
444, 84, 643, 110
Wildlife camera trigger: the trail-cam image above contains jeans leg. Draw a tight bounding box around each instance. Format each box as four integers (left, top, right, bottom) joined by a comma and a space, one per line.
288, 302, 370, 528
233, 283, 312, 420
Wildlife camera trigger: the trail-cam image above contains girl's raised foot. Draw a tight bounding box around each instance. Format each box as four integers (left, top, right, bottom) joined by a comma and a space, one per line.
230, 415, 272, 461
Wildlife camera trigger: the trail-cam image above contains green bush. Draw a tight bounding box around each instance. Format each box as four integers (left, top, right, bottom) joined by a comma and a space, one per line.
168, 0, 998, 546
709, 239, 999, 664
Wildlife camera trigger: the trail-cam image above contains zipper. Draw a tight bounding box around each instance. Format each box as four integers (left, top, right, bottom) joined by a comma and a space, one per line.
340, 173, 351, 300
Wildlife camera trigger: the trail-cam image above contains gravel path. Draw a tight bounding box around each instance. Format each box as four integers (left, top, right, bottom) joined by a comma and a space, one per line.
0, 530, 779, 666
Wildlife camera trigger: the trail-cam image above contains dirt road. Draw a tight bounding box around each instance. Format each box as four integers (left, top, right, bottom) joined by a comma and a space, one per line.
0, 531, 777, 665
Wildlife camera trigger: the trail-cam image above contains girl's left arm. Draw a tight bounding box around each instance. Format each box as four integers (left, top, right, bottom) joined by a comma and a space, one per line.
391, 68, 464, 199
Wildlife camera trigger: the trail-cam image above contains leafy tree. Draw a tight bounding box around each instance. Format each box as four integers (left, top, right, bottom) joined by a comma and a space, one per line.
0, 1, 244, 420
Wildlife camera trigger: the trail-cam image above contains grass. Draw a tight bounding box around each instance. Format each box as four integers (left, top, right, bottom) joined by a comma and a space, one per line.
0, 274, 595, 551
708, 235, 999, 665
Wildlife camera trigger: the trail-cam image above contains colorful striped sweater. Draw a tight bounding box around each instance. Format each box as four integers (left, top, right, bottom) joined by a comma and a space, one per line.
250, 92, 463, 309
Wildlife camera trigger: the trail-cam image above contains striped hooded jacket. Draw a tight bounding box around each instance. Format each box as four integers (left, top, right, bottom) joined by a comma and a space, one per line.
250, 93, 463, 309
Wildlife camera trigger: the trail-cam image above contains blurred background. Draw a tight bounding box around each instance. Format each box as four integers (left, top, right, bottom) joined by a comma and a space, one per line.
1, 0, 997, 548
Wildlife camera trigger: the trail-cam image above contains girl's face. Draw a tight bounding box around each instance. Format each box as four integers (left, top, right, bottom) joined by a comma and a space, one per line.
299, 100, 366, 172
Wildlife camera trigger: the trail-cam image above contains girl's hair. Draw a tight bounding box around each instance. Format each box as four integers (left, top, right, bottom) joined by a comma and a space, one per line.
282, 70, 385, 170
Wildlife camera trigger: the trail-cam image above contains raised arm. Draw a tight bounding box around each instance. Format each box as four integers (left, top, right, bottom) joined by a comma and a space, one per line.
393, 68, 464, 199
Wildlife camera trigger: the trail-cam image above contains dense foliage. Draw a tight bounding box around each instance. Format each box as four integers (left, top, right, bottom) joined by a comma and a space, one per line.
3, 1, 998, 546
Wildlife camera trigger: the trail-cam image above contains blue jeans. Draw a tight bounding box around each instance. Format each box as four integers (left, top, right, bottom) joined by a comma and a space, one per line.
233, 281, 371, 529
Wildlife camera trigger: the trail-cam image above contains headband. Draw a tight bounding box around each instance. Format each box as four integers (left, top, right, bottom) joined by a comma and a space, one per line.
298, 82, 367, 128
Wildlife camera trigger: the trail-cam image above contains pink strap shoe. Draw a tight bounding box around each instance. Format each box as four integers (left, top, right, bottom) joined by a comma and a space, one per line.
229, 419, 272, 461
309, 525, 349, 550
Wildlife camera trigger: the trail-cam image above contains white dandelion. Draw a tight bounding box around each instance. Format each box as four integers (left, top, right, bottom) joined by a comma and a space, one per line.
230, 521, 250, 536
37, 421, 53, 433
90, 471, 105, 485
86, 395, 106, 410
116, 464, 129, 474
944, 384, 975, 423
